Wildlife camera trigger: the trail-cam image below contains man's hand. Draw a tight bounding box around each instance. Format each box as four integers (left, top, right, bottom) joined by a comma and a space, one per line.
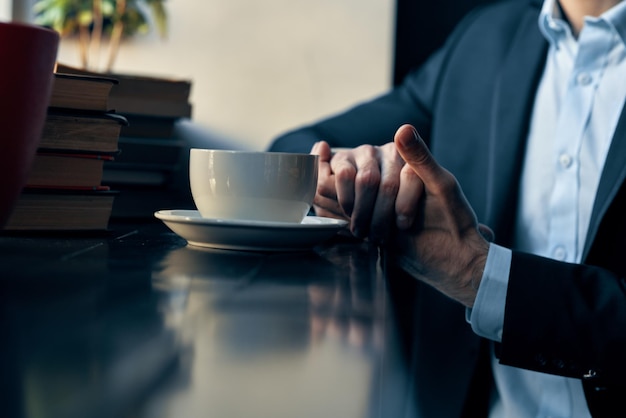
390, 124, 491, 307
310, 140, 421, 242
309, 125, 491, 307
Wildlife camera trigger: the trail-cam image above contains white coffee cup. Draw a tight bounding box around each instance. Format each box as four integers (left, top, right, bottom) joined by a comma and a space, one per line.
189, 149, 319, 223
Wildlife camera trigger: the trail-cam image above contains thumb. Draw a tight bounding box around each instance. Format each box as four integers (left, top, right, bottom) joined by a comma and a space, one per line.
394, 124, 445, 190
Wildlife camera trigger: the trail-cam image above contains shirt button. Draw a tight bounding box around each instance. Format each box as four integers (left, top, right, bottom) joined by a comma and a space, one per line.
577, 72, 592, 86
553, 246, 567, 260
559, 153, 573, 168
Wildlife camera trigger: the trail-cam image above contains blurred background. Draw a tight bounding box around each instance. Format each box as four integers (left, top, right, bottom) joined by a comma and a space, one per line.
1, 0, 394, 151
2, 0, 496, 152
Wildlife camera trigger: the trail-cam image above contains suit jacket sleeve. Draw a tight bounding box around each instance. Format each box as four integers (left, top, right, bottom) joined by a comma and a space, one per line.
500, 250, 626, 386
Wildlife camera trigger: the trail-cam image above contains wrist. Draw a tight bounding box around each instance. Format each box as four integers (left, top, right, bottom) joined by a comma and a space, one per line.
462, 246, 488, 308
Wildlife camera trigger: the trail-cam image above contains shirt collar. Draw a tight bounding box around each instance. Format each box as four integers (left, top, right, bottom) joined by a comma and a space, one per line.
539, 0, 626, 46
600, 1, 626, 45
538, 0, 571, 46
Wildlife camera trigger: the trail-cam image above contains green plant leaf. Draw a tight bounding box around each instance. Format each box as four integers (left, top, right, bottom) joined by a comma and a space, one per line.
33, 0, 168, 70
77, 9, 93, 25
101, 0, 115, 17
146, 1, 167, 38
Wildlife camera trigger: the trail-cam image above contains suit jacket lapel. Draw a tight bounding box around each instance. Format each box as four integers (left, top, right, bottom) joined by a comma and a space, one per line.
583, 103, 626, 259
485, 8, 548, 244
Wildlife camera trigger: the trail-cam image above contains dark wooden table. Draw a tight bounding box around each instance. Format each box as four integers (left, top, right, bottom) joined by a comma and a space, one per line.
0, 221, 418, 418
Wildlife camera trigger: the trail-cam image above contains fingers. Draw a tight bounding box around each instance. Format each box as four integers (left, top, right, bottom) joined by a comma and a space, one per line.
311, 141, 353, 220
350, 146, 383, 236
395, 124, 484, 241
312, 132, 438, 239
330, 145, 382, 237
312, 141, 338, 202
330, 150, 359, 217
394, 124, 450, 193
312, 195, 348, 220
368, 143, 405, 240
395, 163, 423, 229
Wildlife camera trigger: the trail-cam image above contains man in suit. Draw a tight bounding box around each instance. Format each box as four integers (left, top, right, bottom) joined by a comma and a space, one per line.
268, 0, 626, 416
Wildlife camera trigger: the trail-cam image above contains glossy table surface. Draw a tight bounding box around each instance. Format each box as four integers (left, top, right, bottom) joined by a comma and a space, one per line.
0, 221, 416, 418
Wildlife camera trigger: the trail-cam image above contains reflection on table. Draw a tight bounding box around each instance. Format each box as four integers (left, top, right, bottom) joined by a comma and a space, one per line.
0, 222, 414, 418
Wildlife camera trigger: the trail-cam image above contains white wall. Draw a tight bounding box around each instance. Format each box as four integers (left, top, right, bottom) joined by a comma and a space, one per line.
0, 0, 10, 21
54, 0, 394, 151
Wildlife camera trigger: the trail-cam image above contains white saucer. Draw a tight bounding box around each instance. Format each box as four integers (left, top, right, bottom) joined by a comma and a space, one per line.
154, 210, 349, 251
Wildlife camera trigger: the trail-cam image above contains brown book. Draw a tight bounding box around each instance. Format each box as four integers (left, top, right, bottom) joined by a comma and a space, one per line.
50, 72, 117, 112
108, 96, 192, 119
4, 189, 116, 231
39, 111, 127, 154
109, 72, 191, 102
26, 153, 114, 189
54, 63, 192, 119
55, 63, 192, 102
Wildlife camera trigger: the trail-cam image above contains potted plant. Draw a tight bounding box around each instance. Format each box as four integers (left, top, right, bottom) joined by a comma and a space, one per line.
33, 0, 167, 72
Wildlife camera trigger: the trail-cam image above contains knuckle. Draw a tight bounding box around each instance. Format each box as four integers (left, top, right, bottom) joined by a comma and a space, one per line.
381, 142, 402, 161
334, 164, 357, 184
356, 167, 381, 189
356, 144, 378, 158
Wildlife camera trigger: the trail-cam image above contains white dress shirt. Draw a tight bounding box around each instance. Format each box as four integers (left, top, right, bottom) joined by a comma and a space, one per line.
469, 0, 626, 416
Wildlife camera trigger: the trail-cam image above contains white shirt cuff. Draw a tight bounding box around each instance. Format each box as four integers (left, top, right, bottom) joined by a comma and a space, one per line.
466, 243, 512, 342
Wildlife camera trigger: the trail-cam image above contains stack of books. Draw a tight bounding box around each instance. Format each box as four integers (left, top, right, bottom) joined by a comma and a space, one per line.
4, 72, 126, 231
55, 63, 194, 219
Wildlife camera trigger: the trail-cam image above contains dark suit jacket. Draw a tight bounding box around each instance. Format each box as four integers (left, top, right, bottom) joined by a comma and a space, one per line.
268, 0, 626, 416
